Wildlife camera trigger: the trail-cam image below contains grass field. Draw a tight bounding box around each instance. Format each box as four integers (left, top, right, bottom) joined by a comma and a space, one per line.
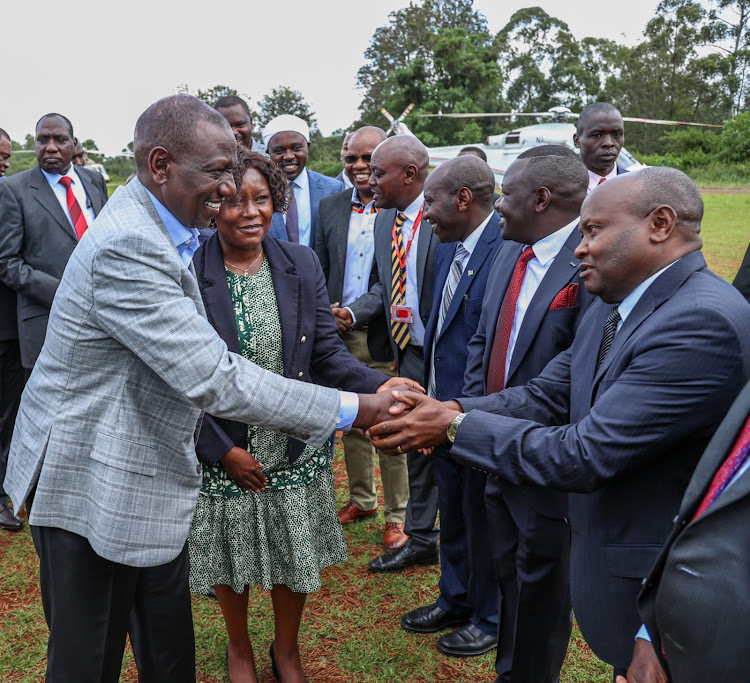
0, 192, 746, 682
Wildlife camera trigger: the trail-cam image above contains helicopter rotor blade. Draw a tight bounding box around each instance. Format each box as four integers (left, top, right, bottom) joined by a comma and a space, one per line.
621, 116, 722, 128
398, 103, 415, 121
418, 112, 554, 119
381, 108, 395, 123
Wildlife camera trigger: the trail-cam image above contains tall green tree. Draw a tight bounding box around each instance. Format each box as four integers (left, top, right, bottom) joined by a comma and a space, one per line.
707, 0, 750, 117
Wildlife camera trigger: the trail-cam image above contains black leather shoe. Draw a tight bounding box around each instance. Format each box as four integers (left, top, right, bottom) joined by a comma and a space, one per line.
437, 623, 498, 657
401, 603, 471, 633
0, 502, 23, 532
368, 545, 438, 573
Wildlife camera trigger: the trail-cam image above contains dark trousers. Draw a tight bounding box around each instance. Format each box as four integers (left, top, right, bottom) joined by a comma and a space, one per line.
487, 479, 572, 683
0, 339, 24, 502
435, 449, 498, 635
398, 344, 439, 552
31, 522, 196, 683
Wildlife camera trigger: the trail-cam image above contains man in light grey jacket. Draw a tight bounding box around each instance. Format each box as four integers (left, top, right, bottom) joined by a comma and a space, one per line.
4, 94, 398, 682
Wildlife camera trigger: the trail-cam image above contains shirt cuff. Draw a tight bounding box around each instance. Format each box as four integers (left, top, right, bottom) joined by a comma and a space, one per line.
636, 624, 651, 642
336, 391, 359, 431
345, 306, 357, 326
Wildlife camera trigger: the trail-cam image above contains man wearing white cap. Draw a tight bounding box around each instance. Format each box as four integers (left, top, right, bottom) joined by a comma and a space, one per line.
263, 114, 343, 248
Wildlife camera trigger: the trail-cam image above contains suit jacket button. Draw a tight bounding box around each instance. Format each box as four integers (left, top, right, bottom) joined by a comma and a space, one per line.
641, 578, 648, 586
298, 371, 304, 378
300, 335, 307, 343
196, 464, 201, 474
673, 515, 679, 523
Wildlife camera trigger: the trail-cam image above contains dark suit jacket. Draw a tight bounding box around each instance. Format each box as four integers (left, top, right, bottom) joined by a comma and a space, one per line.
461, 226, 596, 519
638, 379, 750, 682
0, 165, 108, 366
314, 188, 391, 362
451, 250, 750, 668
733, 242, 750, 303
423, 212, 502, 399
347, 204, 439, 363
268, 169, 343, 248
193, 232, 388, 466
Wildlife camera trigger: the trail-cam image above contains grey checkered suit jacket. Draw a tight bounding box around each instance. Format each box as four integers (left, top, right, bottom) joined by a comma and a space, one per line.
4, 178, 340, 567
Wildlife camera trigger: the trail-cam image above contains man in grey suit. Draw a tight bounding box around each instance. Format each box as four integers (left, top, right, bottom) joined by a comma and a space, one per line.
0, 113, 109, 370
340, 135, 441, 573
4, 95, 399, 682
316, 126, 410, 551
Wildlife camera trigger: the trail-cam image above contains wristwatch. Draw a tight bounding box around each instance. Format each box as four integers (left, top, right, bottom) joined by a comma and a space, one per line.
446, 412, 468, 444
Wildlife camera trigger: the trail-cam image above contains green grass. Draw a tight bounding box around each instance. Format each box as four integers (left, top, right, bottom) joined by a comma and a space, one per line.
0, 192, 745, 682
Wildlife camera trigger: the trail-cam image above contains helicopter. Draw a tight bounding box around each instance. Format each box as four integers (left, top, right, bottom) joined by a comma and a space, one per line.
382, 105, 722, 186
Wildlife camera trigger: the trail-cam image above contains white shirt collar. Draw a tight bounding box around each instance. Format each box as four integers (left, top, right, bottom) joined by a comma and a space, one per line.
291, 167, 309, 190
460, 211, 494, 255
41, 164, 79, 187
530, 217, 578, 266
587, 165, 618, 193
618, 259, 680, 324
401, 192, 424, 221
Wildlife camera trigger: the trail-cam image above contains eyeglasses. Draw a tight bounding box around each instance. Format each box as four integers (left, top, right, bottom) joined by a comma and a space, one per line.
344, 154, 372, 164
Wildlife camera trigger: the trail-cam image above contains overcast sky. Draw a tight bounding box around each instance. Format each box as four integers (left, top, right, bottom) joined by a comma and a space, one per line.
2, 0, 661, 155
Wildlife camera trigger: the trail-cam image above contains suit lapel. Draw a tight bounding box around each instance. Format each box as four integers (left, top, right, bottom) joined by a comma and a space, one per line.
508, 226, 579, 380
375, 209, 397, 299
265, 239, 300, 374
29, 166, 77, 242
309, 171, 321, 246
77, 169, 106, 215
437, 216, 499, 341
194, 235, 238, 352
334, 192, 352, 280
415, 202, 430, 302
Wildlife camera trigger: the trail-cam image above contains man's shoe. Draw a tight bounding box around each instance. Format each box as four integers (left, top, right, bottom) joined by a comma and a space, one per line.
368, 545, 438, 573
401, 603, 471, 633
0, 502, 23, 532
383, 522, 408, 551
338, 501, 377, 525
437, 623, 498, 657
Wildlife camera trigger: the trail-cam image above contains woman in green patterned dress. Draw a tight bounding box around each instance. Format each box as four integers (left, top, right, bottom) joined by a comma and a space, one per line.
189, 150, 401, 683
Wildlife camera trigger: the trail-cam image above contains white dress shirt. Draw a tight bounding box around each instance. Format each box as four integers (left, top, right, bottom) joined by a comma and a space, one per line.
285, 168, 312, 247
505, 218, 579, 380
41, 165, 97, 232
341, 188, 377, 306
587, 165, 619, 193
400, 193, 426, 347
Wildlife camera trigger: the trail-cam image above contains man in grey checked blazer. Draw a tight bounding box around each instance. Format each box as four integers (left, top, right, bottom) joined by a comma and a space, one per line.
4, 95, 396, 682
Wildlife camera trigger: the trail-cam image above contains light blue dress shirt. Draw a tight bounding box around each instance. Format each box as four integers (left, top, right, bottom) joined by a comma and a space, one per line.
341, 188, 378, 306
286, 168, 312, 248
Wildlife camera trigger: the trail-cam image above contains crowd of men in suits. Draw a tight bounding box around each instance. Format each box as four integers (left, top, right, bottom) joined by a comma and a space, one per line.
0, 96, 750, 683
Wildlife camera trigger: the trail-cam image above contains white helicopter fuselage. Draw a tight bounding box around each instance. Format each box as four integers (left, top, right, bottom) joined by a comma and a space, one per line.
426, 122, 645, 187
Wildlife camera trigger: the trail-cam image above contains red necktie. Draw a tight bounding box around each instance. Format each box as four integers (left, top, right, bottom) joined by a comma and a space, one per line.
58, 176, 88, 240
692, 413, 750, 520
486, 247, 535, 394
598, 177, 606, 185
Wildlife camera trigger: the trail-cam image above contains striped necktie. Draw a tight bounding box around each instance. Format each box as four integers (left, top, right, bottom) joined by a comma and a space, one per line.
428, 244, 468, 397
596, 306, 621, 371
390, 212, 410, 350
58, 176, 88, 239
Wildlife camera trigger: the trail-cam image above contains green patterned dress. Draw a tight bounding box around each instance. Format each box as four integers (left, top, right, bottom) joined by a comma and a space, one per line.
188, 259, 347, 594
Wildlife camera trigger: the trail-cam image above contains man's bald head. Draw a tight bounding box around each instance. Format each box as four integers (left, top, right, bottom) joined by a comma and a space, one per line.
368, 135, 430, 210
134, 94, 233, 172
348, 126, 387, 149
577, 167, 703, 303
512, 155, 588, 209
517, 144, 580, 161
424, 155, 496, 243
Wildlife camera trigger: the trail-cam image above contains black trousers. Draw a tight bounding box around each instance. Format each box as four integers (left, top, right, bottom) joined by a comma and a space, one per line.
0, 339, 24, 501
398, 343, 439, 553
31, 522, 196, 683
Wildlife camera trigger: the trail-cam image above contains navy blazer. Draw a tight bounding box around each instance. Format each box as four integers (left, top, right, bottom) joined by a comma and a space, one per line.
453, 250, 750, 668
268, 169, 344, 248
423, 212, 503, 399
193, 232, 388, 466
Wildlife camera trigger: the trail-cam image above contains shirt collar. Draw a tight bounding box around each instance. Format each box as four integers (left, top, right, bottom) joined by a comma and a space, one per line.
401, 192, 424, 222
143, 186, 201, 255
587, 165, 618, 192
351, 187, 376, 212
618, 259, 680, 324
530, 217, 579, 267
41, 164, 78, 187
460, 211, 494, 256
290, 167, 309, 191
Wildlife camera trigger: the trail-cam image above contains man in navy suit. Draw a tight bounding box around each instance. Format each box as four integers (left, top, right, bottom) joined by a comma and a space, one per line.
370, 167, 750, 677
399, 155, 502, 655
458, 148, 596, 682
574, 102, 628, 191
262, 115, 343, 248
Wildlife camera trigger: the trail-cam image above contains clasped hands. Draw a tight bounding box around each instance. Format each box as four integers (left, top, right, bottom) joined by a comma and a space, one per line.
356, 385, 464, 456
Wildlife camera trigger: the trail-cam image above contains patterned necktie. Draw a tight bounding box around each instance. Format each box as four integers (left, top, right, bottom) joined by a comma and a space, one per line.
692, 413, 750, 520
351, 200, 377, 215
390, 212, 410, 350
486, 247, 535, 394
58, 176, 88, 240
598, 177, 607, 185
428, 244, 468, 397
596, 306, 621, 371
285, 180, 299, 243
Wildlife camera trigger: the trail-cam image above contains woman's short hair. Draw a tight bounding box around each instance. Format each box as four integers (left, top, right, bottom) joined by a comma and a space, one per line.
234, 147, 288, 214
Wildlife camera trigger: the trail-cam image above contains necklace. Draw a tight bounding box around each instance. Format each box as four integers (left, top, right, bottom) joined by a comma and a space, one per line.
224, 250, 264, 276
